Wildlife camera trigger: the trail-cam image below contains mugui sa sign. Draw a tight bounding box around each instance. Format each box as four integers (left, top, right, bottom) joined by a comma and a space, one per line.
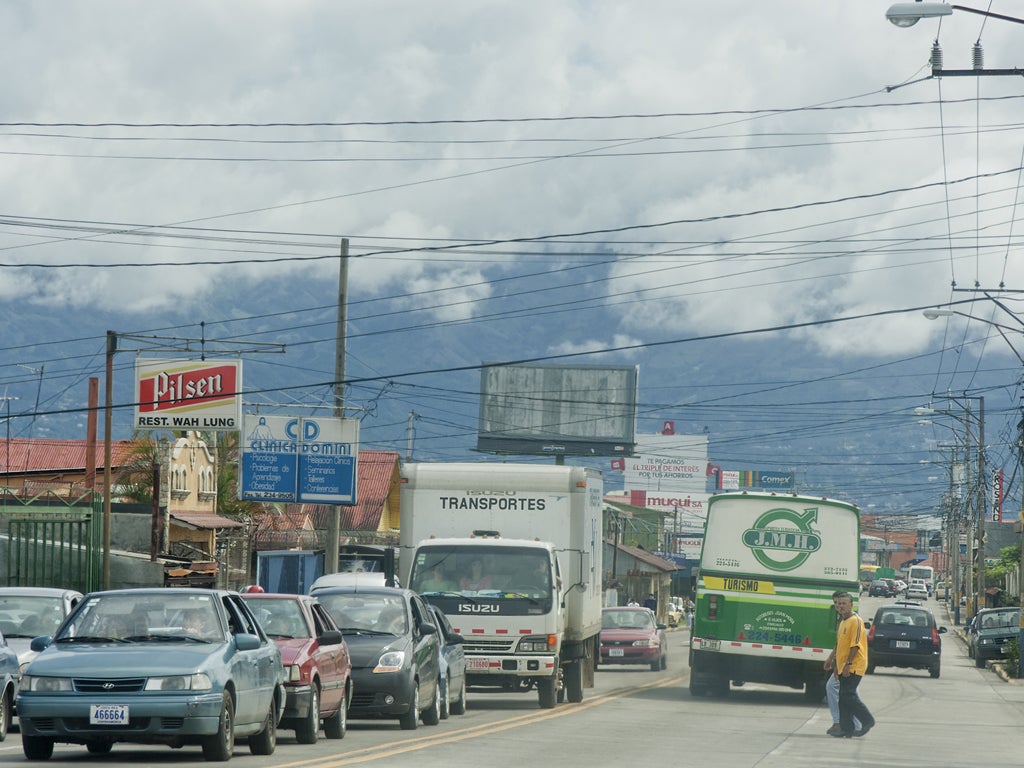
134, 358, 242, 431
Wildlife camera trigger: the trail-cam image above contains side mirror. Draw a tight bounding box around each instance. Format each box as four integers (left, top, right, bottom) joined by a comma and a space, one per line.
447, 631, 465, 645
235, 633, 261, 651
30, 636, 52, 653
319, 629, 343, 646
420, 622, 437, 636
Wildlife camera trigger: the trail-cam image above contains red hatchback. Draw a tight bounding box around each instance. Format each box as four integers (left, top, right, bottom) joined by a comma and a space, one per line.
599, 606, 668, 671
242, 593, 352, 743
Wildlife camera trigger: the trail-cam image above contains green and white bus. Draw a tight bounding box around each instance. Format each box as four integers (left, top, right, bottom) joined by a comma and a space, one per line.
688, 492, 860, 699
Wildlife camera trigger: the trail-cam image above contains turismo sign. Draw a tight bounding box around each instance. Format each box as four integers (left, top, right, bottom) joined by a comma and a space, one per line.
240, 414, 359, 504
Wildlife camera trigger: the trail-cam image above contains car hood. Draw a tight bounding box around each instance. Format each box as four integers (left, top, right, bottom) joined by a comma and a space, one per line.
24, 642, 230, 677
343, 633, 411, 669
273, 637, 314, 665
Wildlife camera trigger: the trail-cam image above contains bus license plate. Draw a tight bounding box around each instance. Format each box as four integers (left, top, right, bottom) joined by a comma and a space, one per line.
610, 648, 624, 657
90, 704, 129, 725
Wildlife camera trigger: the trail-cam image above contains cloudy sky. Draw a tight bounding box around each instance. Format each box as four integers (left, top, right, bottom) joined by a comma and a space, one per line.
2, 2, 1024, 519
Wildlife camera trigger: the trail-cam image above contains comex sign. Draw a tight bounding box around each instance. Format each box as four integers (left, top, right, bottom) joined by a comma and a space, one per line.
240, 414, 359, 505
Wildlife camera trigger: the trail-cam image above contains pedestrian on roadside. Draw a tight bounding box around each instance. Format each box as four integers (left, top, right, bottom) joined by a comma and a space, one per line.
823, 590, 860, 736
833, 593, 875, 738
643, 592, 657, 612
626, 596, 640, 607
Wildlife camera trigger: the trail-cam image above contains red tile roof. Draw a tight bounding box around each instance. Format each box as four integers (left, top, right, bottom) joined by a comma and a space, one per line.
0, 438, 135, 473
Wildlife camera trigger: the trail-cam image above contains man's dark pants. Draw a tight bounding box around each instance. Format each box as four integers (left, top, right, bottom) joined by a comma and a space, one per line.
838, 673, 874, 735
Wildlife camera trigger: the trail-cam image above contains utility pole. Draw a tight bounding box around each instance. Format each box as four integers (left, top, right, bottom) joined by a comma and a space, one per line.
326, 238, 349, 575
975, 397, 987, 611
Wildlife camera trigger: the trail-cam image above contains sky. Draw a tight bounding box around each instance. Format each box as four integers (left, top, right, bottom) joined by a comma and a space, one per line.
3, 2, 1024, 527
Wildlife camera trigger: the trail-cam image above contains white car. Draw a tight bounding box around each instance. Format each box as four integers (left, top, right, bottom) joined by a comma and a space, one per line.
906, 583, 929, 601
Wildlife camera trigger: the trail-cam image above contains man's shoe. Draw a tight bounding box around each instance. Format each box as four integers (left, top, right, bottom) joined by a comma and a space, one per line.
830, 730, 853, 738
826, 724, 844, 736
852, 723, 874, 738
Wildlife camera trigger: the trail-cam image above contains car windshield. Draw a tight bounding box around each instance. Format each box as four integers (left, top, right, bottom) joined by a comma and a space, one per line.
979, 610, 1019, 629
249, 598, 310, 639
317, 593, 408, 635
0, 596, 66, 638
57, 593, 224, 643
602, 610, 655, 630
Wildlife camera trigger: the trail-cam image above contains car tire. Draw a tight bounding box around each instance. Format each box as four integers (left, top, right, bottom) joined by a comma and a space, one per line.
439, 673, 451, 720
866, 664, 875, 675
323, 686, 347, 739
421, 679, 442, 726
0, 684, 11, 742
930, 664, 940, 679
399, 685, 419, 730
22, 735, 54, 761
201, 692, 235, 762
295, 684, 320, 745
661, 653, 668, 671
976, 654, 986, 669
248, 698, 278, 756
450, 675, 467, 715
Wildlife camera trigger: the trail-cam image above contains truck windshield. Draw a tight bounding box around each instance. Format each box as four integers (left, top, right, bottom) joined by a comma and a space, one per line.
410, 546, 552, 601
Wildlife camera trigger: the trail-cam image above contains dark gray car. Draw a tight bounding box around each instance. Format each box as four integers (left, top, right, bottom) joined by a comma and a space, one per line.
314, 586, 442, 730
967, 607, 1021, 668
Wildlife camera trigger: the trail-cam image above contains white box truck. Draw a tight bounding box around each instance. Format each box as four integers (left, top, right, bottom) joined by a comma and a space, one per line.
399, 462, 603, 708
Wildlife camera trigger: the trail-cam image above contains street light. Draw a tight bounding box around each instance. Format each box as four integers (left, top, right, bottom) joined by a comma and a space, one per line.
887, 2, 1024, 28
887, 3, 1024, 78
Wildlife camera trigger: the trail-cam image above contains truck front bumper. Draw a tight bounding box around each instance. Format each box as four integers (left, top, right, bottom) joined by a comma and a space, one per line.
464, 654, 557, 677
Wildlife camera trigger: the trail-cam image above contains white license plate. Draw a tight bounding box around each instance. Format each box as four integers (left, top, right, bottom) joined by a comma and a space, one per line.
702, 639, 721, 651
895, 640, 911, 649
466, 658, 491, 671
89, 704, 129, 725
609, 648, 624, 657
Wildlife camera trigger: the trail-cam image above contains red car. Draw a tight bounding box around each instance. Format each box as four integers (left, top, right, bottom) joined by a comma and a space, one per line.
599, 606, 668, 671
242, 593, 352, 743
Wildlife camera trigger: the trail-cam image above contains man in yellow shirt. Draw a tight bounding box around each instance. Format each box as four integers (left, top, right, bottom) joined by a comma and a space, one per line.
833, 593, 875, 738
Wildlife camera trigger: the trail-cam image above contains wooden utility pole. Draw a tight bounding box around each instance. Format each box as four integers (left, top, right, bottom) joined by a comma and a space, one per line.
326, 238, 349, 574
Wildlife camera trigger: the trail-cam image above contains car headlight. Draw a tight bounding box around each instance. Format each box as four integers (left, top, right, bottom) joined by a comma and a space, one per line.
144, 673, 213, 691
374, 651, 406, 673
21, 676, 72, 692
631, 639, 653, 647
286, 665, 301, 682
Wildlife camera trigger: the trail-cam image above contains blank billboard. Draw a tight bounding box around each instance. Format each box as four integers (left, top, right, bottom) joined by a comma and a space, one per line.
476, 363, 638, 456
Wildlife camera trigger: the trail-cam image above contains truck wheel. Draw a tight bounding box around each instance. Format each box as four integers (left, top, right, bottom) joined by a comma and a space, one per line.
565, 660, 584, 703
538, 675, 558, 709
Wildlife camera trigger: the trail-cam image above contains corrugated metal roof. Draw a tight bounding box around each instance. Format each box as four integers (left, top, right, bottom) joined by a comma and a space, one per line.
0, 438, 136, 473
171, 512, 245, 530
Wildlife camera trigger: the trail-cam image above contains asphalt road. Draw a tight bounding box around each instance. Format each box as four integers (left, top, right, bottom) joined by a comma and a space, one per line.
2, 596, 1022, 768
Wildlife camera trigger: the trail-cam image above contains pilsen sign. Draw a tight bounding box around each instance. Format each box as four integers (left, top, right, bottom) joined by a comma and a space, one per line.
134, 358, 242, 431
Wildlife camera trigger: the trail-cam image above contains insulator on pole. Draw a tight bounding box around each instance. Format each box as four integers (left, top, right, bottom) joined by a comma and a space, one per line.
972, 42, 984, 70
930, 41, 944, 70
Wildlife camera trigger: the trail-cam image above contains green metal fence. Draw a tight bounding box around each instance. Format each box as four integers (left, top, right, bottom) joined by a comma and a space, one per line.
2, 487, 100, 593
